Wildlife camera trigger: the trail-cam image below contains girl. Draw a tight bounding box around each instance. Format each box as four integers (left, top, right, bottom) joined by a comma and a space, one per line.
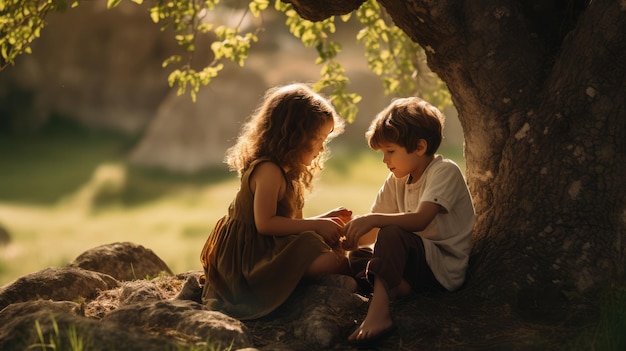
200, 83, 352, 320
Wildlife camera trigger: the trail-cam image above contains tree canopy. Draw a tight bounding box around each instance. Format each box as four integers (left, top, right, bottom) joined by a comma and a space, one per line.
0, 0, 451, 122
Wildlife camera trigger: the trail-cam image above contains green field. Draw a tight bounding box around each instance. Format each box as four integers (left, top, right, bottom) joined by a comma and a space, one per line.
0, 119, 464, 286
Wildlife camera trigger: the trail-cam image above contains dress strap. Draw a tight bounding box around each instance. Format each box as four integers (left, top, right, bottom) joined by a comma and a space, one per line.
243, 158, 288, 183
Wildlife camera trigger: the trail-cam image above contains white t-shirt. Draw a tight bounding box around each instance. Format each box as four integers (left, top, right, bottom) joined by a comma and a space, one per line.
371, 155, 475, 291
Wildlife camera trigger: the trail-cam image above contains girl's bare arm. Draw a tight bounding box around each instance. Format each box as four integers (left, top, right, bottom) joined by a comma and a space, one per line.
251, 162, 342, 243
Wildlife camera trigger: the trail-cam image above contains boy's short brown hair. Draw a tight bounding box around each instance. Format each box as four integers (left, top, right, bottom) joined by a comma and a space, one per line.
366, 97, 445, 155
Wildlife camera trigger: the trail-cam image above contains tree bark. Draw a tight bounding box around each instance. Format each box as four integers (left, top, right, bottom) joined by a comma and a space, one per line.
286, 0, 626, 309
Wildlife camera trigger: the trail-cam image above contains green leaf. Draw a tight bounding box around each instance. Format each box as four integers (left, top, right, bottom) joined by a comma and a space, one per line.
249, 0, 269, 17
162, 55, 182, 68
149, 9, 160, 23
107, 0, 122, 9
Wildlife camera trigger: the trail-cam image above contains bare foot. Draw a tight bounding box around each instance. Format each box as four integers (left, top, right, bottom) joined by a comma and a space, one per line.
348, 315, 395, 342
348, 277, 396, 343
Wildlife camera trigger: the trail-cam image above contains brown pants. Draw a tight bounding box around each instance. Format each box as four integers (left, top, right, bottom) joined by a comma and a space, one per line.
348, 225, 445, 296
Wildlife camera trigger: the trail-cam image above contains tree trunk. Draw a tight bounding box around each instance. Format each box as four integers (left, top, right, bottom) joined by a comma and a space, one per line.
286, 0, 626, 310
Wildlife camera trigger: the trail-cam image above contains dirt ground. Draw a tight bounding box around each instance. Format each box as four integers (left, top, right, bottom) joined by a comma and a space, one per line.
243, 286, 599, 351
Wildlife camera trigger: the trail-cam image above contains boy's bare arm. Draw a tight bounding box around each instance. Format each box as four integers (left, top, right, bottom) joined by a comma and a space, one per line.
342, 201, 441, 250
378, 201, 441, 232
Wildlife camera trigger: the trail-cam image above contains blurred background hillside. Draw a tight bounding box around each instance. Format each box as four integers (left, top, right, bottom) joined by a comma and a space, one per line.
0, 1, 465, 286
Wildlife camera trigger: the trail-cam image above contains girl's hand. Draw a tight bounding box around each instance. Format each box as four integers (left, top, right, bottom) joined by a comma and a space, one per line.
342, 215, 375, 250
314, 218, 345, 245
320, 207, 353, 225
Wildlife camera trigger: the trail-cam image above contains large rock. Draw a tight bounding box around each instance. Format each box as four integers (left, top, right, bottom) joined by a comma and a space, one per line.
128, 65, 268, 173
68, 241, 173, 281
0, 267, 119, 311
0, 300, 180, 351
103, 299, 253, 349
0, 242, 368, 350
274, 284, 366, 348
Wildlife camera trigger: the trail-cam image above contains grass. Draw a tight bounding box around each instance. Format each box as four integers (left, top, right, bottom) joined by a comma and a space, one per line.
31, 316, 89, 351
29, 314, 234, 351
0, 116, 464, 286
568, 284, 626, 351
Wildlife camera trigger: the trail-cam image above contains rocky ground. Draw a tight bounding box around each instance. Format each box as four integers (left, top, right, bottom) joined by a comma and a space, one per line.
0, 242, 593, 350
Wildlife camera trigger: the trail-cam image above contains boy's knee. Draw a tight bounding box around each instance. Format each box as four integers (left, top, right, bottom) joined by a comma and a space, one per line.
348, 247, 372, 261
377, 225, 406, 243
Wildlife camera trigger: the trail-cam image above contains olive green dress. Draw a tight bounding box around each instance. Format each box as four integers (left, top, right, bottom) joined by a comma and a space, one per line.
200, 159, 331, 320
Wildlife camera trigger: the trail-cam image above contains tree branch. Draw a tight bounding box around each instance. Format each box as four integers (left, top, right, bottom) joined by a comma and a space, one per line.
283, 0, 366, 21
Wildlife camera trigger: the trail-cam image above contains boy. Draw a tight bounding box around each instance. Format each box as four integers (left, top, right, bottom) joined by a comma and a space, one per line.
342, 97, 475, 345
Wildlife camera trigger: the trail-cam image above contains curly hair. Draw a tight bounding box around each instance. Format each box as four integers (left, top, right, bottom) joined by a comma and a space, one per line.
366, 97, 444, 155
225, 83, 344, 209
